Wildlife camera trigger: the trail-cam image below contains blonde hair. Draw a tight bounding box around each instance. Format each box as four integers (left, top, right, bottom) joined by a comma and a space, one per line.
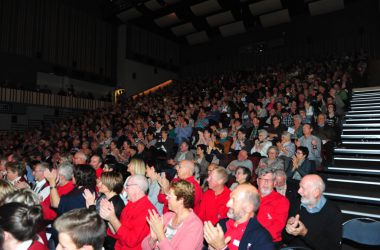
129, 158, 146, 175
0, 179, 14, 204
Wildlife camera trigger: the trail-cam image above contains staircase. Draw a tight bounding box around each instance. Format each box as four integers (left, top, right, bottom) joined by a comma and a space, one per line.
323, 87, 380, 221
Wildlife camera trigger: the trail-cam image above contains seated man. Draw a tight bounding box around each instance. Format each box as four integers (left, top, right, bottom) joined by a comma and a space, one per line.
198, 167, 230, 225
226, 150, 253, 175
256, 168, 290, 244
295, 124, 322, 167
313, 113, 336, 166
204, 184, 275, 250
282, 174, 342, 250
100, 175, 156, 250
54, 207, 106, 250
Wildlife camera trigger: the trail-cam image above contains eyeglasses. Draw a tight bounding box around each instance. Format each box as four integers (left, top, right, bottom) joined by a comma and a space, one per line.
258, 178, 274, 184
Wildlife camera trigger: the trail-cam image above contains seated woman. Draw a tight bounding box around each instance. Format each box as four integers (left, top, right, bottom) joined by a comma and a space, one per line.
0, 202, 45, 250
287, 146, 316, 181
250, 129, 272, 157
145, 159, 165, 215
142, 180, 204, 250
83, 172, 125, 250
256, 146, 284, 174
267, 115, 287, 143
5, 161, 27, 187
229, 166, 252, 191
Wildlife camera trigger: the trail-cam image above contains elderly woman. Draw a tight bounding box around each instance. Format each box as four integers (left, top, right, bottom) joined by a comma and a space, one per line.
291, 115, 304, 140
141, 180, 204, 250
229, 166, 252, 191
256, 146, 284, 174
276, 131, 296, 158
250, 129, 272, 157
5, 161, 27, 186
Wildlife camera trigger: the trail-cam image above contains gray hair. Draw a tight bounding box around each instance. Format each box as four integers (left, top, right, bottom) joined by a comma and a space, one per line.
244, 187, 261, 213
281, 131, 291, 140
58, 162, 74, 181
129, 175, 149, 194
274, 169, 287, 179
3, 189, 40, 207
258, 129, 268, 137
267, 146, 279, 156
38, 162, 50, 172
257, 168, 275, 180
293, 115, 302, 122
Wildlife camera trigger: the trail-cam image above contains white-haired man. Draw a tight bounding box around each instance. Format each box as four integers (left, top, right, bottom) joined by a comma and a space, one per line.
282, 174, 342, 250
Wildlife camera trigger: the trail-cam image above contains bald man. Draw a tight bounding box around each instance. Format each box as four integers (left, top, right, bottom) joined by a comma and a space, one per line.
282, 174, 342, 250
204, 184, 275, 250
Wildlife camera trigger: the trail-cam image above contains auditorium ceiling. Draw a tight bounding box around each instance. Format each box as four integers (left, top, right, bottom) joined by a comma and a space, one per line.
103, 0, 360, 45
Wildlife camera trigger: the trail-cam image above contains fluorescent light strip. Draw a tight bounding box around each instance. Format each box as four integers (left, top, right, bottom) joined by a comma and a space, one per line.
327, 178, 380, 186
346, 118, 380, 122
348, 110, 380, 113
343, 129, 380, 131
341, 210, 380, 219
342, 141, 380, 145
343, 123, 380, 127
351, 106, 380, 110
324, 192, 380, 202
341, 135, 380, 139
334, 157, 380, 162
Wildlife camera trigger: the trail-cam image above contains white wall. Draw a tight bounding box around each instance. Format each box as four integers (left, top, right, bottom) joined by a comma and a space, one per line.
117, 24, 178, 96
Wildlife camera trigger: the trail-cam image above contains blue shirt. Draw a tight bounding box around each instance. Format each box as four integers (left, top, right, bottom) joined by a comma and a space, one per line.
301, 195, 327, 214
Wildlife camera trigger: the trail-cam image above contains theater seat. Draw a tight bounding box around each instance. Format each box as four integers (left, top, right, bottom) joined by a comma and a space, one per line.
342, 217, 380, 246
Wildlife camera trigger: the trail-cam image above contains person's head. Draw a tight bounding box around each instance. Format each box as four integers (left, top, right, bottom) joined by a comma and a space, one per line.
127, 158, 146, 176
167, 180, 195, 211
317, 113, 326, 126
257, 169, 275, 197
281, 131, 291, 143
207, 167, 228, 190
32, 162, 49, 182
54, 208, 106, 250
98, 172, 124, 195
196, 144, 207, 157
237, 150, 248, 161
136, 142, 145, 153
124, 175, 149, 202
0, 180, 14, 205
2, 189, 40, 207
302, 123, 313, 136
267, 146, 279, 160
179, 141, 190, 152
271, 115, 281, 126
58, 162, 74, 186
5, 162, 24, 181
237, 129, 247, 141
207, 163, 218, 177
298, 174, 325, 208
296, 146, 309, 160
176, 160, 195, 180
73, 152, 87, 165
258, 129, 268, 142
226, 184, 260, 224
73, 165, 96, 190
219, 129, 228, 139
235, 166, 251, 184
293, 115, 301, 126
274, 169, 287, 188
89, 155, 103, 170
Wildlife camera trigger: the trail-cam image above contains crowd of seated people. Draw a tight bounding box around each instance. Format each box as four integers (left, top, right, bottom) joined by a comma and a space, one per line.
0, 52, 367, 250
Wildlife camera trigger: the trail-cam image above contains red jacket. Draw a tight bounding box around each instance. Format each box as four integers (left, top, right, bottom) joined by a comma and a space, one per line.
257, 190, 290, 242
157, 176, 202, 215
41, 181, 75, 221
198, 186, 230, 225
109, 195, 156, 250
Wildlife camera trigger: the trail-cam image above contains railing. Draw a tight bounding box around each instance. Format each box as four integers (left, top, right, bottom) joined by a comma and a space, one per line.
0, 88, 112, 110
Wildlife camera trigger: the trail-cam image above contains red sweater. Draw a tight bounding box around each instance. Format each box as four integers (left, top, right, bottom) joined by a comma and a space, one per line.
198, 186, 230, 225
41, 181, 75, 221
109, 195, 156, 250
157, 176, 202, 215
257, 190, 289, 242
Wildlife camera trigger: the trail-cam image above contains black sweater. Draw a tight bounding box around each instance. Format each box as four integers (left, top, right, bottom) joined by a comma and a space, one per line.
282, 199, 342, 250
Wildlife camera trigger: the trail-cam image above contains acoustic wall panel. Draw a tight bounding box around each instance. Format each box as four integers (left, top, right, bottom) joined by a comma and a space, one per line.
206, 11, 235, 27
259, 9, 290, 27
309, 0, 344, 16
190, 0, 222, 16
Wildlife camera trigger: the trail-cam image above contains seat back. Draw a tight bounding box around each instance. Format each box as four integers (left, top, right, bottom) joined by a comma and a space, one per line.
342, 217, 380, 246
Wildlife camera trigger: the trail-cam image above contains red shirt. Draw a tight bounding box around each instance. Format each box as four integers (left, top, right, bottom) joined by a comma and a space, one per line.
109, 195, 156, 250
225, 219, 250, 250
257, 191, 289, 242
157, 176, 202, 214
41, 181, 75, 221
95, 167, 103, 179
198, 186, 230, 225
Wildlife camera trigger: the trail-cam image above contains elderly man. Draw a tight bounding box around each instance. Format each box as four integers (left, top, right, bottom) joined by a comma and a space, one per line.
227, 150, 253, 174
100, 175, 156, 250
158, 160, 203, 214
256, 168, 290, 244
199, 167, 231, 225
89, 154, 103, 178
204, 184, 275, 250
282, 174, 342, 250
295, 124, 322, 166
73, 151, 87, 165
31, 162, 50, 201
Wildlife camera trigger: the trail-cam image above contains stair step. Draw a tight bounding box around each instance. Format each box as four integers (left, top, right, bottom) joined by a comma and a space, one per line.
341, 134, 380, 139
324, 186, 380, 204
351, 97, 380, 102
327, 177, 380, 186
351, 105, 380, 110
327, 166, 380, 175
350, 102, 380, 106
343, 123, 380, 127
345, 118, 380, 123
346, 113, 380, 118
348, 110, 380, 114
352, 92, 380, 98
334, 148, 380, 155
343, 128, 380, 132
337, 203, 380, 219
